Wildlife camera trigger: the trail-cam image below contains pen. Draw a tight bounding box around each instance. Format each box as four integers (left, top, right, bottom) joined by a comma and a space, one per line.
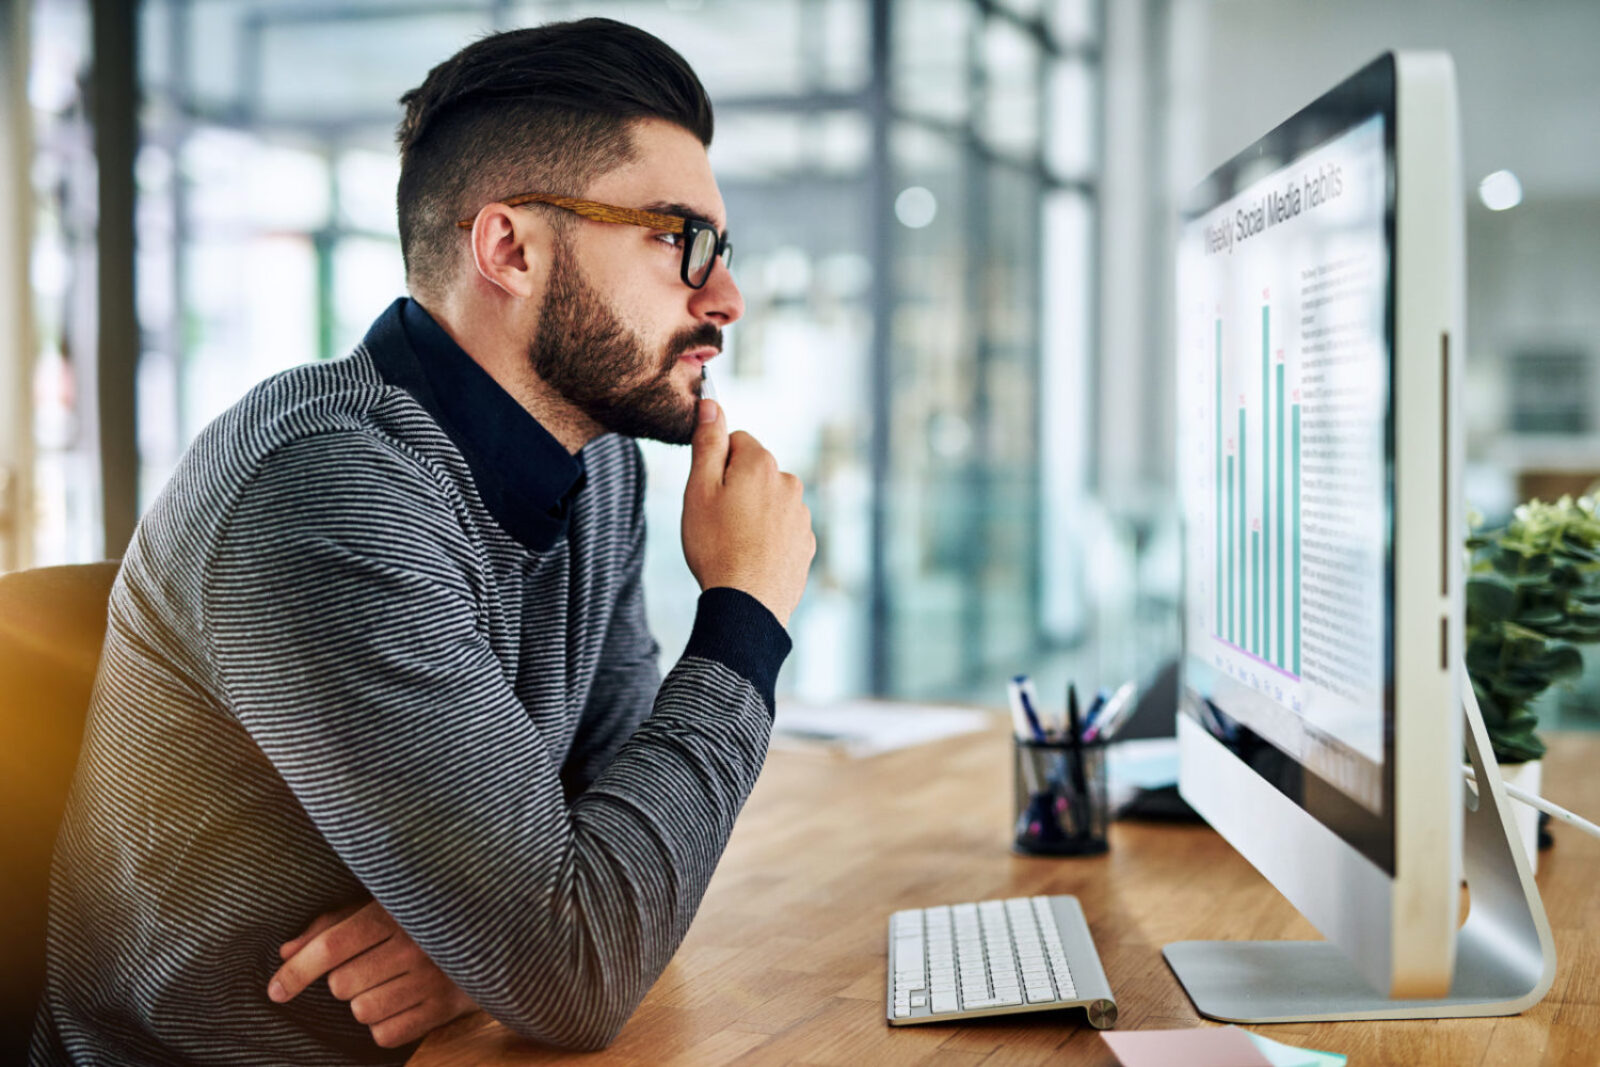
1083, 681, 1138, 743
1014, 675, 1048, 742
1005, 678, 1034, 742
1081, 689, 1108, 736
700, 364, 719, 402
1021, 676, 1053, 739
1065, 683, 1088, 799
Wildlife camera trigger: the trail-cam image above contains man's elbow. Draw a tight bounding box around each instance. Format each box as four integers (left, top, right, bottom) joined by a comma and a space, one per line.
561, 1015, 629, 1053
500, 983, 639, 1052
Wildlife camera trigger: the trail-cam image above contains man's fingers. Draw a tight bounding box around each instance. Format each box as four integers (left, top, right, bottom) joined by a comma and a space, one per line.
268, 901, 396, 1003
368, 1000, 443, 1050
687, 398, 728, 491
363, 983, 477, 1049
725, 431, 777, 478
348, 972, 425, 1027
279, 901, 365, 960
326, 934, 421, 1002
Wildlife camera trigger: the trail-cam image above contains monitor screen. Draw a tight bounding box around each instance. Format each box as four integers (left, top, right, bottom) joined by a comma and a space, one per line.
1177, 69, 1397, 874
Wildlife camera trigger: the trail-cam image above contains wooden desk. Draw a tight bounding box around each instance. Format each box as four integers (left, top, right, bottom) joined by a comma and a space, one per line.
411, 724, 1600, 1067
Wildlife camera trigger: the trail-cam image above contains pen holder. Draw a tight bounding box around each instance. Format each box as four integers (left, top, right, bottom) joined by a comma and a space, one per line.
1012, 738, 1110, 856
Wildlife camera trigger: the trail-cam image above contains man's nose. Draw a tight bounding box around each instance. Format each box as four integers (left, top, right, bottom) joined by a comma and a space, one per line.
690, 259, 744, 326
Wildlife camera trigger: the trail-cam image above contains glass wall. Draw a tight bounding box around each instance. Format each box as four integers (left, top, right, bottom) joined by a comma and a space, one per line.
26, 0, 100, 566
884, 0, 1102, 698
25, 0, 1104, 705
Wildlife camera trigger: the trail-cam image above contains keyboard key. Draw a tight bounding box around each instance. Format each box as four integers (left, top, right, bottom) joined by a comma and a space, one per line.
931, 992, 958, 1013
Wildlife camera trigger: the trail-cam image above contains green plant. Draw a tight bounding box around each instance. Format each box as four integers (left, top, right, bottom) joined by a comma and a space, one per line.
1465, 495, 1600, 763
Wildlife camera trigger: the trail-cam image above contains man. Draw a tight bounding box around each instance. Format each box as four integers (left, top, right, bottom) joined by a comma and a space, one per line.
32, 18, 814, 1065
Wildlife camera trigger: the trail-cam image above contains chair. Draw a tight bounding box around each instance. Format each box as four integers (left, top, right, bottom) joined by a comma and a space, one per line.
0, 561, 120, 1056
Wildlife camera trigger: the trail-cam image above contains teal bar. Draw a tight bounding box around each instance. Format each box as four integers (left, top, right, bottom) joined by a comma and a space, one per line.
1238, 408, 1247, 650
1252, 531, 1261, 655
1227, 454, 1235, 643
1260, 305, 1270, 662
1293, 405, 1302, 675
1276, 362, 1286, 667
1216, 320, 1223, 637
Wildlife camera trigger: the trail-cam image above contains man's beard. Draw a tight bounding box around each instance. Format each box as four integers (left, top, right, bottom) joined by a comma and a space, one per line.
528, 241, 719, 445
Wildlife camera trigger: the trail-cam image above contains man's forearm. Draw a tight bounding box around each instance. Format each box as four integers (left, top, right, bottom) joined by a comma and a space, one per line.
441, 653, 776, 1050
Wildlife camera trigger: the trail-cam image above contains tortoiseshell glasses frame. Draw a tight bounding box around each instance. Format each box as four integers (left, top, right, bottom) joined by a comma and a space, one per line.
455, 193, 733, 290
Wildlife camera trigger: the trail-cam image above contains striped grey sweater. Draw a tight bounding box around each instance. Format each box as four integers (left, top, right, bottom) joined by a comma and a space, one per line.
31, 299, 790, 1065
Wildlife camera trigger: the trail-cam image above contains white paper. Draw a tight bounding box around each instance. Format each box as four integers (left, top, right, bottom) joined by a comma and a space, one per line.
770, 701, 992, 759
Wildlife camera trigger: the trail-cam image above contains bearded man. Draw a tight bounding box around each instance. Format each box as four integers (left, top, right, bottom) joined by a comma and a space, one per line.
32, 18, 814, 1066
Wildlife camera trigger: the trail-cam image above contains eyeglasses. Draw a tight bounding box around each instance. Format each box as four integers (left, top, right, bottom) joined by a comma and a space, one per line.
456, 193, 733, 290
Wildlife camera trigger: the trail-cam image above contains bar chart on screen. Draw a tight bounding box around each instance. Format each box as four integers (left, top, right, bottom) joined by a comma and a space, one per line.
1178, 111, 1391, 806
1171, 115, 1395, 767
1213, 298, 1302, 685
1183, 249, 1389, 772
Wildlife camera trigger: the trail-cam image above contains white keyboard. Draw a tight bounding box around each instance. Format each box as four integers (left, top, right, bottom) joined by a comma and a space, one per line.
886, 895, 1117, 1028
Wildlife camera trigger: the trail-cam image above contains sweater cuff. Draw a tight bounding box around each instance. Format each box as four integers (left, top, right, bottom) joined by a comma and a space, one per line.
683, 588, 792, 715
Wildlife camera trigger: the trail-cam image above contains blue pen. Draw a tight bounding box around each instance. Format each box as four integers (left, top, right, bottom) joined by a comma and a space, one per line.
1014, 674, 1048, 742
1080, 689, 1109, 737
1005, 678, 1033, 741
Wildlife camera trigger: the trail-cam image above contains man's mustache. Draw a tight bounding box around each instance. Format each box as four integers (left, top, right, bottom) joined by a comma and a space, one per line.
662, 324, 723, 370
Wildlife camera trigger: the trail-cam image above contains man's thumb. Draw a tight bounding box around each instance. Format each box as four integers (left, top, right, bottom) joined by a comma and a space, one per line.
689, 398, 728, 487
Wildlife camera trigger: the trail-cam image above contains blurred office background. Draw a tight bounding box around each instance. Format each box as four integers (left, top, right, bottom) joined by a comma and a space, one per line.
3, 0, 1599, 721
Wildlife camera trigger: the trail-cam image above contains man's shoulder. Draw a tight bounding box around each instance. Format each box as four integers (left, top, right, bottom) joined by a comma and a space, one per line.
204, 350, 403, 452
147, 351, 463, 543
200, 349, 462, 471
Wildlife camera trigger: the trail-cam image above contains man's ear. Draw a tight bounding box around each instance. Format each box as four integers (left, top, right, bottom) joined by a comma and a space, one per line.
467, 203, 549, 300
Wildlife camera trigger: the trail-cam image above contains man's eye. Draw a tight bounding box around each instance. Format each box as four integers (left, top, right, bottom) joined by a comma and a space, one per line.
655, 232, 684, 249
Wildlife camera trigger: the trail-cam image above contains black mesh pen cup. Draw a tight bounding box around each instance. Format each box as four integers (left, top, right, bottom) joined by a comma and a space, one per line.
1012, 738, 1109, 856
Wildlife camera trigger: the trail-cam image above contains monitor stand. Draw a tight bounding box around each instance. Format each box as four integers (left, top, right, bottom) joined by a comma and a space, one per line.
1162, 683, 1556, 1022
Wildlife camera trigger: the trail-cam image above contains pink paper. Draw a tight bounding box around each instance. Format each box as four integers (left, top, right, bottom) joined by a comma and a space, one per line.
1101, 1027, 1274, 1067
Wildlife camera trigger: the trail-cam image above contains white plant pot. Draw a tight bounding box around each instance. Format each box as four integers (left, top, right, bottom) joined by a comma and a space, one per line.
1500, 759, 1543, 875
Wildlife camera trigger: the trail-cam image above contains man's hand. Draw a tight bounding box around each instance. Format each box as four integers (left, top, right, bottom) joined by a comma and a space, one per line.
681, 398, 816, 627
268, 899, 478, 1049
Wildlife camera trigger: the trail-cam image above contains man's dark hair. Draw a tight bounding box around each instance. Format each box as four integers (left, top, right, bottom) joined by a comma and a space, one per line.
396, 18, 714, 299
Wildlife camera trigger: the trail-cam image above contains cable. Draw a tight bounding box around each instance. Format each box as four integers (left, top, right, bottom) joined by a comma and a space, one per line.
1462, 765, 1600, 842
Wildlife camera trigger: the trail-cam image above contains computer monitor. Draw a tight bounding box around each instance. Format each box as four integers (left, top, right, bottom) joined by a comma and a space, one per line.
1167, 51, 1554, 1022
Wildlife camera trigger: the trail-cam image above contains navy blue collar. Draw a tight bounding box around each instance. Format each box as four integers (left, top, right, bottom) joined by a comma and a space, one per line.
362, 297, 585, 552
